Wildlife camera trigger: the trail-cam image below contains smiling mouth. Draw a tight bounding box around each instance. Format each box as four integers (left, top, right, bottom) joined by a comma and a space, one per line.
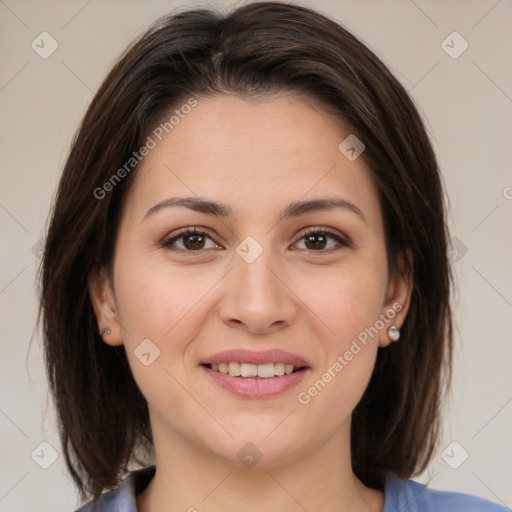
202, 362, 308, 379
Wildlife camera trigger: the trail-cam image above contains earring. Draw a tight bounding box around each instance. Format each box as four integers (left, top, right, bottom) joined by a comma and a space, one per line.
100, 328, 111, 336
387, 323, 400, 342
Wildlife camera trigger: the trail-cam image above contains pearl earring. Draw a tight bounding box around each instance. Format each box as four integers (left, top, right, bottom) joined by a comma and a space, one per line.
387, 323, 400, 342
100, 328, 111, 336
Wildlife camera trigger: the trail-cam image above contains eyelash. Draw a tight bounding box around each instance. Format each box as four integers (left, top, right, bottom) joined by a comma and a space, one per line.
160, 226, 350, 254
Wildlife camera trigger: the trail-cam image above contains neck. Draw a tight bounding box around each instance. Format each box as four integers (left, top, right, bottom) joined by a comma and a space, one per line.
137, 415, 384, 512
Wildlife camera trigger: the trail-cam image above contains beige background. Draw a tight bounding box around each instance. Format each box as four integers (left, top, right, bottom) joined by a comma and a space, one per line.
0, 0, 511, 510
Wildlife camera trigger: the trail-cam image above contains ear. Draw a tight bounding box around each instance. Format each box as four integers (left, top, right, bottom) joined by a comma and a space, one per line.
378, 248, 414, 348
88, 266, 123, 346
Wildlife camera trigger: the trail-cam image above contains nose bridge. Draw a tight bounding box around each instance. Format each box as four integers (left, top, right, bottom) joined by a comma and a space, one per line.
234, 235, 284, 302
219, 234, 296, 332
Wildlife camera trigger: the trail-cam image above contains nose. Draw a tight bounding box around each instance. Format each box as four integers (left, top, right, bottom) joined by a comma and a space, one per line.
218, 247, 297, 335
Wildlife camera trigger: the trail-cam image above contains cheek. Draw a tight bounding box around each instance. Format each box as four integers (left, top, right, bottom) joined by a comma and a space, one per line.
296, 254, 388, 346
113, 252, 209, 339
296, 346, 376, 440
295, 270, 383, 425
292, 253, 386, 411
112, 253, 225, 396
111, 256, 207, 418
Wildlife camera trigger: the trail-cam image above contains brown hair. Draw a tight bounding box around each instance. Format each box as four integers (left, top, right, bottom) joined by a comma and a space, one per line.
38, 0, 453, 501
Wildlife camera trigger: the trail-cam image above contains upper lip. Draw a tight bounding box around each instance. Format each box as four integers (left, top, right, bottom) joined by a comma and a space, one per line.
200, 349, 311, 368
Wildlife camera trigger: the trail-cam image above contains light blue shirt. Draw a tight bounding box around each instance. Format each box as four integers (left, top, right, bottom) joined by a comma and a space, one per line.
74, 465, 509, 511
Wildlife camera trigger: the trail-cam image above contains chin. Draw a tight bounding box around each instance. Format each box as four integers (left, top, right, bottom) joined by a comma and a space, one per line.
204, 429, 308, 469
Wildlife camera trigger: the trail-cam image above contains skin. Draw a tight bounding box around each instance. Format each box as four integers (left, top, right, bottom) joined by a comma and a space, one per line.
89, 93, 413, 512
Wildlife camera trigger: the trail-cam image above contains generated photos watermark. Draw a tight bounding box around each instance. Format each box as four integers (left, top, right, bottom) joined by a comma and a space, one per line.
93, 97, 198, 200
297, 301, 402, 405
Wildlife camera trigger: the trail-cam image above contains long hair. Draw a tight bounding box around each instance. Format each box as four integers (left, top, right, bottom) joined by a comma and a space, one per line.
38, 1, 453, 501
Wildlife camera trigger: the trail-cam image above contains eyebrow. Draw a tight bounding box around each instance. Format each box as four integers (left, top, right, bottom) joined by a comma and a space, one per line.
143, 196, 367, 223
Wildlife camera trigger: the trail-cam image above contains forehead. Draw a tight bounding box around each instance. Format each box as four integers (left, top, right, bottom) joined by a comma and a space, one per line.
123, 93, 382, 227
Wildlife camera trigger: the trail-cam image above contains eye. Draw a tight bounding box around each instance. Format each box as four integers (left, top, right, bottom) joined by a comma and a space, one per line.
160, 227, 221, 253
293, 227, 350, 252
160, 226, 350, 254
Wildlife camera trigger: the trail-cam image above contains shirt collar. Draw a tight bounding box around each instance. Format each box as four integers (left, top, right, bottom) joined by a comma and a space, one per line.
107, 466, 400, 512
109, 465, 156, 512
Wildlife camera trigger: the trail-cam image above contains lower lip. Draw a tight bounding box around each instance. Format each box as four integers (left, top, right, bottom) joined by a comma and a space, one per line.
201, 365, 310, 398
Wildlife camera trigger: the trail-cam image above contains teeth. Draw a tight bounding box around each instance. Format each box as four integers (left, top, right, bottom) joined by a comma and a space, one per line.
207, 362, 301, 378
274, 363, 285, 376
228, 362, 241, 376
240, 363, 257, 377
257, 363, 274, 378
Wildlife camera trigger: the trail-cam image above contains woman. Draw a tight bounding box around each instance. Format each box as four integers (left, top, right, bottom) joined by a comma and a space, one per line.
38, 2, 507, 511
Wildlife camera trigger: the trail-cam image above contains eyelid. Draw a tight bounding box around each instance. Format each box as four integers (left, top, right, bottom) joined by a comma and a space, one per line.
160, 225, 351, 252
293, 226, 351, 250
297, 226, 350, 242
161, 226, 221, 249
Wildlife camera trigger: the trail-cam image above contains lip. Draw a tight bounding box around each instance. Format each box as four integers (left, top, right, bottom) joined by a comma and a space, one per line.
201, 365, 310, 398
200, 349, 311, 368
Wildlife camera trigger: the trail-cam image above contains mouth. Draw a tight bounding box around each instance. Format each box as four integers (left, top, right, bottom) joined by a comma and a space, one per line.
201, 363, 310, 398
201, 362, 308, 379
199, 349, 311, 398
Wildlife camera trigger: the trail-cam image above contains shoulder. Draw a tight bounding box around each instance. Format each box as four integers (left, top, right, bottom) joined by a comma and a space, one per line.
72, 466, 156, 512
383, 473, 509, 512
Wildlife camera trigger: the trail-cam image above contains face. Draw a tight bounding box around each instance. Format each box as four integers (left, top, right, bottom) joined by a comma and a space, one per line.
90, 93, 412, 468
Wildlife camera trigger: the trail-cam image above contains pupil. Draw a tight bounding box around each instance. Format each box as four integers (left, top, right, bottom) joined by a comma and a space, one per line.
185, 234, 204, 250
306, 234, 326, 250
182, 233, 327, 251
